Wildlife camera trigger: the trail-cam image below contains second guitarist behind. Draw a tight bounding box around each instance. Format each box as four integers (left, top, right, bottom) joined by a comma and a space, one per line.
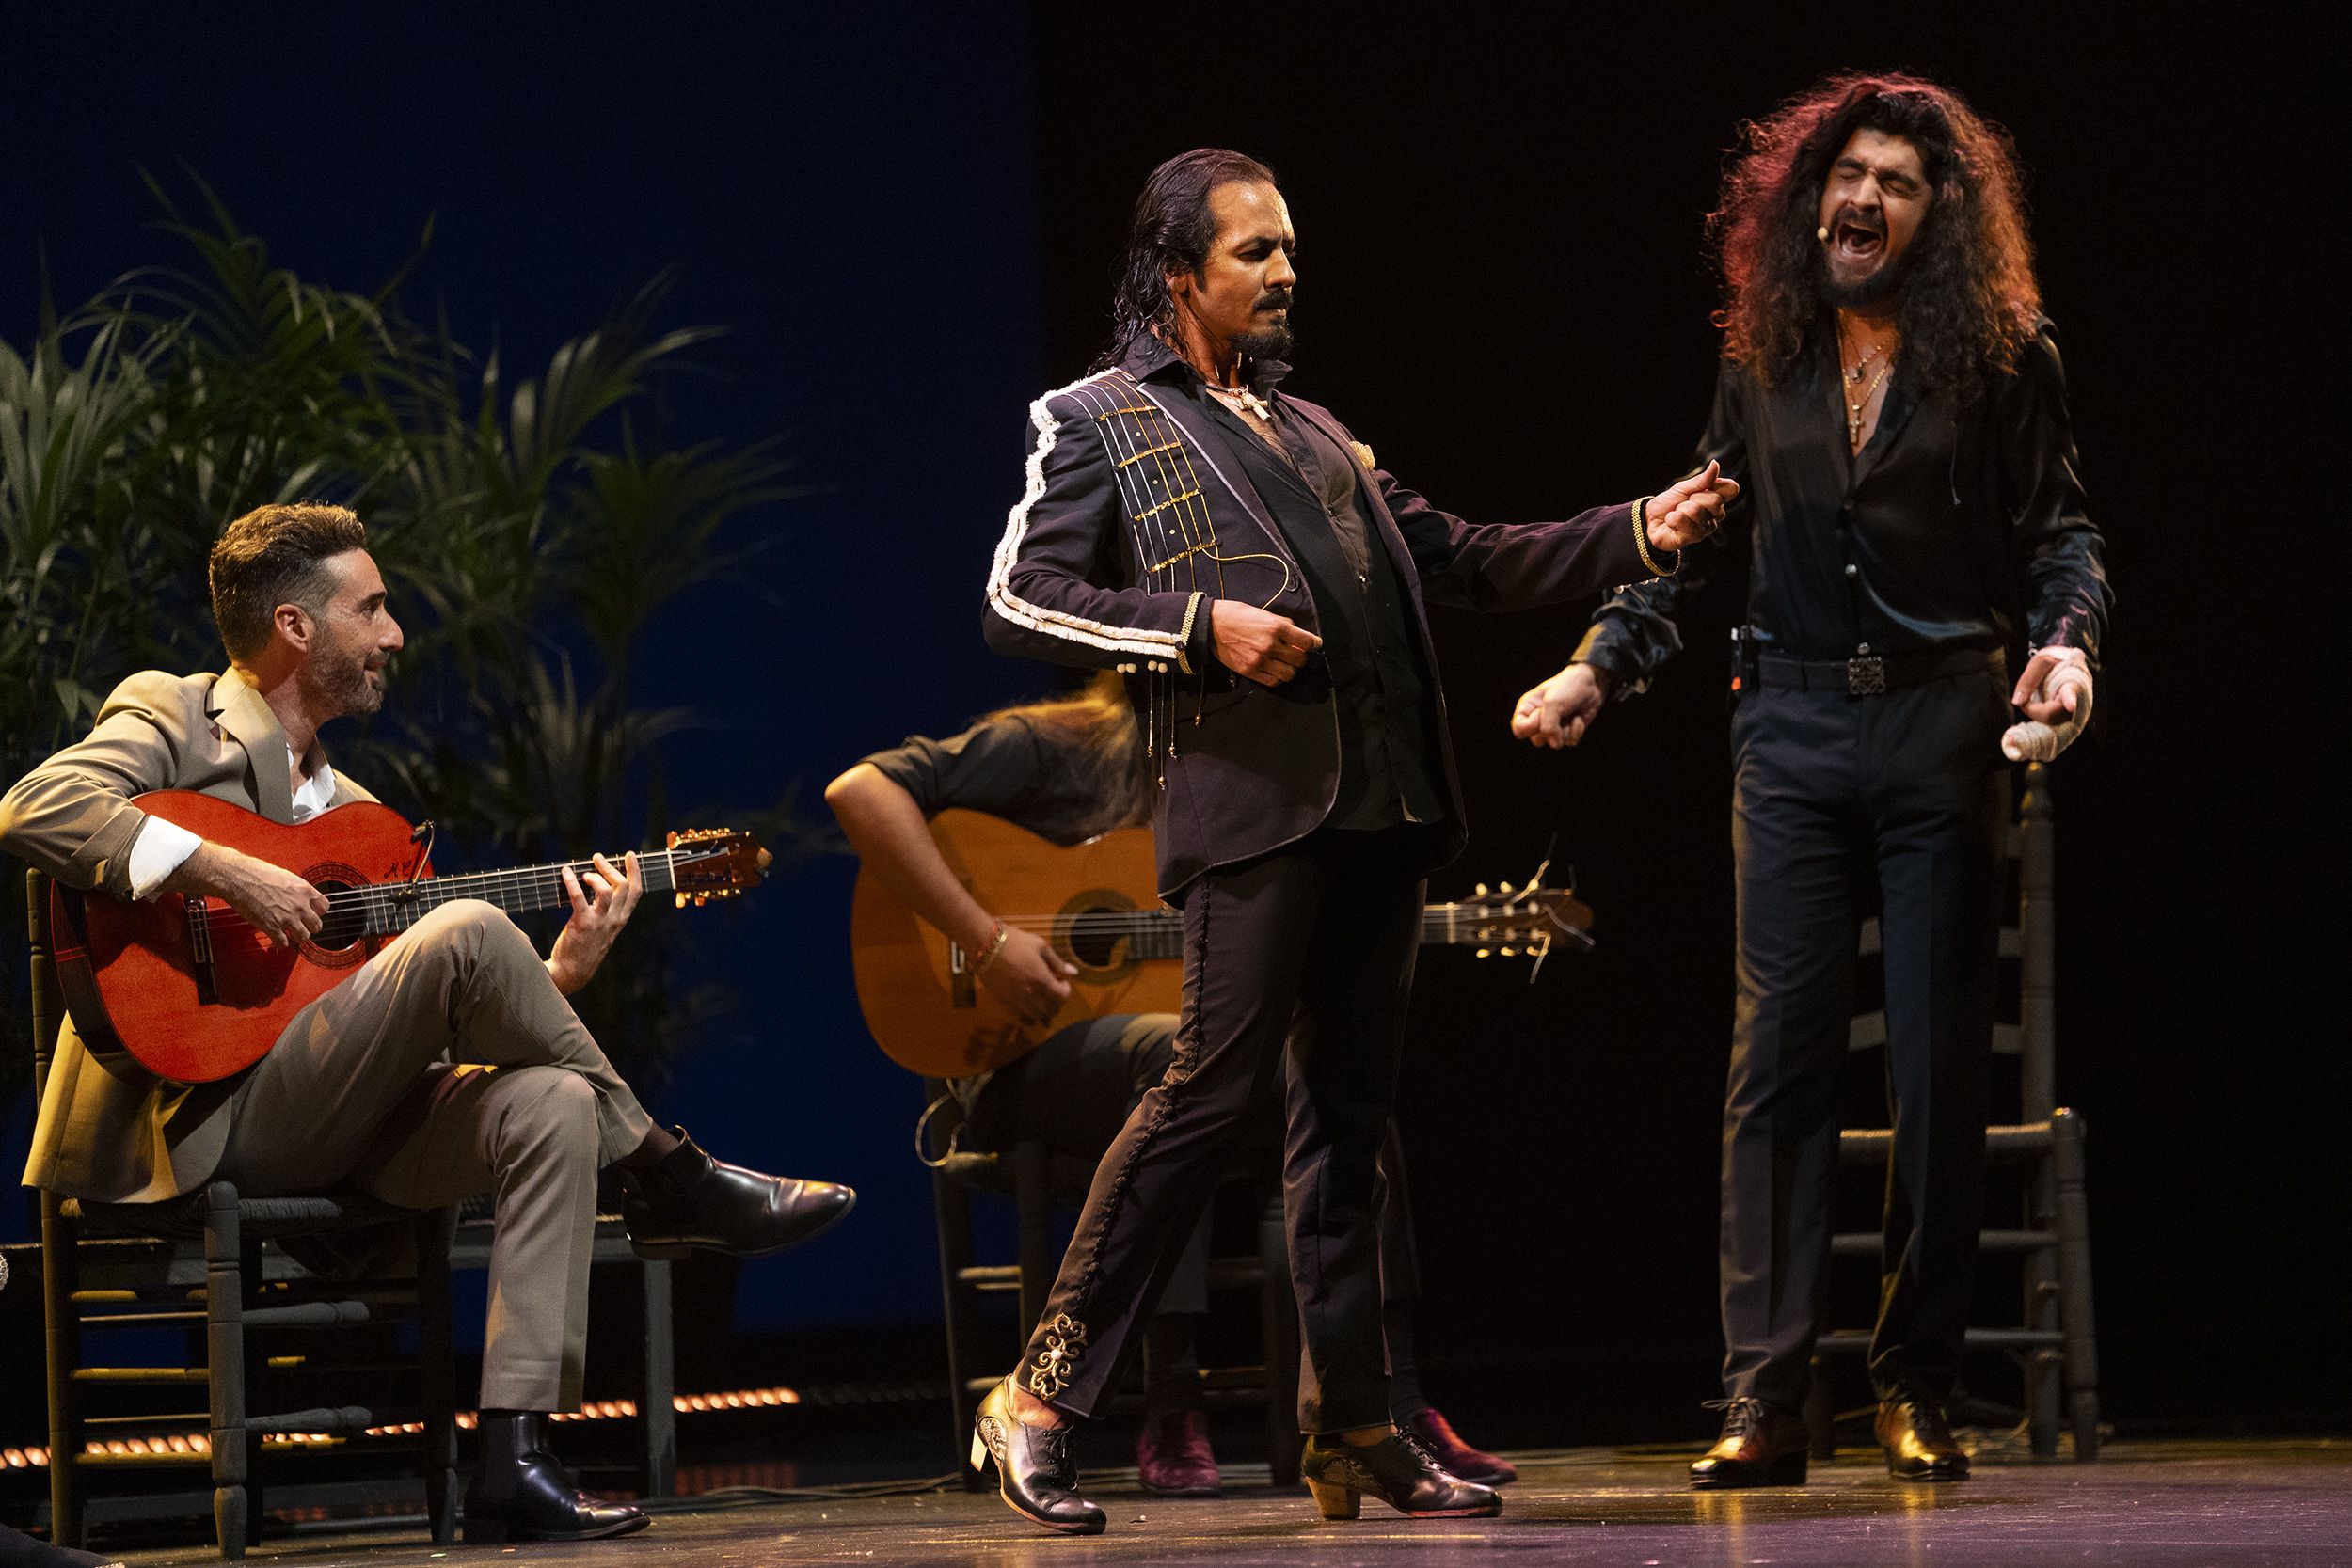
825, 673, 1515, 1497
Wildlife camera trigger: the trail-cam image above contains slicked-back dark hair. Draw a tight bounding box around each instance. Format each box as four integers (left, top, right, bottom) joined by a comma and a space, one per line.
1097, 148, 1279, 370
1712, 72, 2041, 404
209, 502, 369, 659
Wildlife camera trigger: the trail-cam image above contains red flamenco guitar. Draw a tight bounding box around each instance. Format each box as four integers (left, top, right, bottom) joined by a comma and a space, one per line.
48, 790, 771, 1084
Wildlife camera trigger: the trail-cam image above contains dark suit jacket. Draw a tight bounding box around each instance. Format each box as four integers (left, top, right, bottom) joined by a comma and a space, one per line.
984, 338, 1659, 896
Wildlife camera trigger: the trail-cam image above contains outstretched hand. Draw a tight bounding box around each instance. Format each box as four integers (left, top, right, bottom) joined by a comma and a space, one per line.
1647, 460, 1740, 552
1511, 662, 1613, 749
2001, 647, 2094, 762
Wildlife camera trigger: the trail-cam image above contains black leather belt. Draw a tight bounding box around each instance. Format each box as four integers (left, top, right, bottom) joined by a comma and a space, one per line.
1753, 645, 2001, 697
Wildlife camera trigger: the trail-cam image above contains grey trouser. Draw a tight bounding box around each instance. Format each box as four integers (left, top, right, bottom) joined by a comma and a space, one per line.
211, 899, 655, 1412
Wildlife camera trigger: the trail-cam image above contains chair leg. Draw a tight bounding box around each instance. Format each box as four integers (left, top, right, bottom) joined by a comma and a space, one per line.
416, 1208, 459, 1543
1012, 1141, 1051, 1338
1804, 1358, 1836, 1460
2050, 1111, 2102, 1460
641, 1258, 676, 1499
204, 1183, 249, 1560
1255, 1196, 1300, 1487
40, 1193, 87, 1551
932, 1170, 984, 1490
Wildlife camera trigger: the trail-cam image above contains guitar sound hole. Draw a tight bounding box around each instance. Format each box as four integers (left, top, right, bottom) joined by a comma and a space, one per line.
311, 881, 370, 952
1065, 911, 1127, 970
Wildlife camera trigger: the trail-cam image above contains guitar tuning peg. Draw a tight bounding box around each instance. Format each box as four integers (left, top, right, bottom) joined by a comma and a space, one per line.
1499, 880, 1515, 895
1473, 882, 1488, 898
1500, 945, 1518, 958
1474, 947, 1491, 959
674, 893, 688, 909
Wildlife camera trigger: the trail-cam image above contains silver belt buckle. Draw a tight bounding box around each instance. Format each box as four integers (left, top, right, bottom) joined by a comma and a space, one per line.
1846, 656, 1886, 696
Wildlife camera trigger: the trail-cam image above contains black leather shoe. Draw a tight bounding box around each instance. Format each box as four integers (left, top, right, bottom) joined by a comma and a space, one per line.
1689, 1397, 1809, 1489
1299, 1433, 1502, 1520
462, 1412, 648, 1543
970, 1377, 1105, 1535
619, 1126, 855, 1260
1403, 1406, 1518, 1485
1876, 1390, 1970, 1481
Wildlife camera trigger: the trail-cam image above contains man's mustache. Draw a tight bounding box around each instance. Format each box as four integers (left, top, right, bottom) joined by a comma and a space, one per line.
1254, 291, 1295, 311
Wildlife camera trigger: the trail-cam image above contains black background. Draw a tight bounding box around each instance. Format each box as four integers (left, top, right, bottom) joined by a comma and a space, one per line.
2, 1, 2341, 1447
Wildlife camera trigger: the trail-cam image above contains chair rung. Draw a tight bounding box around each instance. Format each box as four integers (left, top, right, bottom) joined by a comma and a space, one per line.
73, 1449, 212, 1467
1830, 1227, 2056, 1258
1817, 1327, 2063, 1354
957, 1265, 1021, 1288
249, 1405, 374, 1435
81, 1309, 206, 1326
72, 1368, 210, 1384
246, 1299, 375, 1327
1838, 1123, 2054, 1164
70, 1289, 141, 1304
86, 1411, 211, 1428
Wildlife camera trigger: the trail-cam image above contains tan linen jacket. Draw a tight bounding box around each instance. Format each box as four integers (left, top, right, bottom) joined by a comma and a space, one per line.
1, 668, 375, 1201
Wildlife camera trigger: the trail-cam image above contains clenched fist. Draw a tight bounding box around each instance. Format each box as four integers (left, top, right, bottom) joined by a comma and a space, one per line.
1211, 599, 1322, 688
1646, 460, 1740, 552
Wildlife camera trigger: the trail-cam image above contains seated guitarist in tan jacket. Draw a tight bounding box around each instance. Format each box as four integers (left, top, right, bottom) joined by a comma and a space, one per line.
826, 672, 1515, 1497
0, 503, 854, 1544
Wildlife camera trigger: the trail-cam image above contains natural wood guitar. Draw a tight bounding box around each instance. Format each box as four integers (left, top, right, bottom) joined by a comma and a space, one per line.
850, 808, 1592, 1078
48, 790, 770, 1084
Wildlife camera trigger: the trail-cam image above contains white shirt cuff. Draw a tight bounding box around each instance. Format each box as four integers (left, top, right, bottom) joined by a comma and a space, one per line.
127, 816, 203, 901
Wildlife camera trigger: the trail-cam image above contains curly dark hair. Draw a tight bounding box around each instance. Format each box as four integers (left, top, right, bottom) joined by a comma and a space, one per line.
1096, 148, 1279, 370
1711, 72, 2041, 404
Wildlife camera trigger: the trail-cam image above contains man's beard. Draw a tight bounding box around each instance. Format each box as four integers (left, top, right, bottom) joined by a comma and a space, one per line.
1233, 323, 1294, 362
306, 649, 385, 718
1821, 248, 1908, 311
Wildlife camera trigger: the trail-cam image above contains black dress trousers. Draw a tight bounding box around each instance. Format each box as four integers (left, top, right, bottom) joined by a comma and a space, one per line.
1719, 660, 2010, 1410
1016, 825, 1428, 1434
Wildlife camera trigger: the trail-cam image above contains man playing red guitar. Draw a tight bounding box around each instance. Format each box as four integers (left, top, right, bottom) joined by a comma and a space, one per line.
1, 503, 855, 1544
827, 673, 1517, 1499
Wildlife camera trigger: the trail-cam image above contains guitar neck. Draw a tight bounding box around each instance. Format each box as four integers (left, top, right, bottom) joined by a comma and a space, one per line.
1030, 900, 1527, 963
368, 851, 686, 935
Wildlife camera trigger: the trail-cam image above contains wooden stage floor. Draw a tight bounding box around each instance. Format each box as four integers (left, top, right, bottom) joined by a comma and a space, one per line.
122, 1438, 2349, 1567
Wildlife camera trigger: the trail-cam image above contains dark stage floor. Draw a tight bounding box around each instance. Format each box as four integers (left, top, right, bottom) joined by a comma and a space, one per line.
115, 1438, 2350, 1567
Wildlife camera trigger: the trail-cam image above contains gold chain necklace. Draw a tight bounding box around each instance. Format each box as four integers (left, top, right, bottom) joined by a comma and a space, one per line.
1838, 318, 1897, 452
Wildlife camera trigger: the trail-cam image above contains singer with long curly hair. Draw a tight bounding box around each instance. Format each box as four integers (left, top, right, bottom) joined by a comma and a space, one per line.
1513, 73, 2111, 1488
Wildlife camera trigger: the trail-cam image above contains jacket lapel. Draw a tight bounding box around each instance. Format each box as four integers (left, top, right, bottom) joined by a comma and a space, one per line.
1284, 399, 1424, 599
207, 670, 294, 823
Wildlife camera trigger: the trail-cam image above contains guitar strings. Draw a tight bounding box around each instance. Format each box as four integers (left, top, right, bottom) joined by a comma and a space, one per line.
185, 848, 714, 935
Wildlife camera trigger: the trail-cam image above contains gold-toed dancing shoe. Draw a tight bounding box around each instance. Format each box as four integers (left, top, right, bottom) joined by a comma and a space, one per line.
969, 1376, 1106, 1535
1298, 1432, 1502, 1521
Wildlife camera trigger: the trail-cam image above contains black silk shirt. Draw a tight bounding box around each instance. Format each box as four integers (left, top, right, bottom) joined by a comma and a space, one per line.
1202, 376, 1447, 832
1575, 323, 2110, 687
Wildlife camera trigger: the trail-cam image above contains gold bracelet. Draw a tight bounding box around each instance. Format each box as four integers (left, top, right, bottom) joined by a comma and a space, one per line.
971, 920, 1012, 976
1632, 497, 1679, 578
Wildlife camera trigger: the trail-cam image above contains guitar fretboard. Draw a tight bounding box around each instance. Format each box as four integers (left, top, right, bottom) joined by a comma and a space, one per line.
1009, 900, 1551, 965
361, 851, 693, 937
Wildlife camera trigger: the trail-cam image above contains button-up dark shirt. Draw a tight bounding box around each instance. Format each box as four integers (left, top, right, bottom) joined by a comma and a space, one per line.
1195, 365, 1447, 831
1576, 322, 2110, 686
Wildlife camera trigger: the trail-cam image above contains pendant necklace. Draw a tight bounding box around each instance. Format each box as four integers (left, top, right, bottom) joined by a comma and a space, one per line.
1838, 318, 1897, 452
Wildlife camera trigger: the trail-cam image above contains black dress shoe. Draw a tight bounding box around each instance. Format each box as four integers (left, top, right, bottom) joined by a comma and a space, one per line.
1403, 1407, 1518, 1485
970, 1377, 1105, 1535
1689, 1397, 1809, 1489
462, 1412, 649, 1543
1876, 1390, 1970, 1481
619, 1126, 855, 1260
1299, 1433, 1502, 1520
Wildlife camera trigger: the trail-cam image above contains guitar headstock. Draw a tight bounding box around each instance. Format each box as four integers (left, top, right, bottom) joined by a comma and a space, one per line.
667, 828, 771, 908
1442, 879, 1595, 962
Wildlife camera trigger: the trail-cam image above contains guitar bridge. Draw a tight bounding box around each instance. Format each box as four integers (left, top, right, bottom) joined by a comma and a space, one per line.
183, 895, 219, 1006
